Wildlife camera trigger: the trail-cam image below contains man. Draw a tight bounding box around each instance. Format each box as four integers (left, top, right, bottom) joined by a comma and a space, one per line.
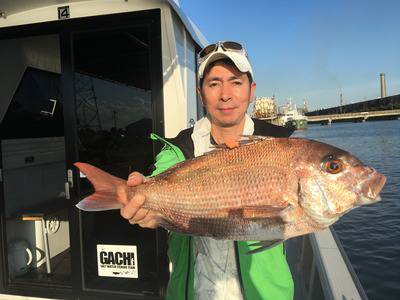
120, 41, 294, 300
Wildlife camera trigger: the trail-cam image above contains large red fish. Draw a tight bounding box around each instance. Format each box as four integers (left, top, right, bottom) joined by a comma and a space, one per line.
75, 136, 386, 253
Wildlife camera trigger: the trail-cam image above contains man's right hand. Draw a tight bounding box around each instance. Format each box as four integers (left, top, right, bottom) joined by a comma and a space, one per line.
119, 172, 161, 229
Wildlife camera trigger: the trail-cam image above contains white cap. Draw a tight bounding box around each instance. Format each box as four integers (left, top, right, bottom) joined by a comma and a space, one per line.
198, 48, 254, 81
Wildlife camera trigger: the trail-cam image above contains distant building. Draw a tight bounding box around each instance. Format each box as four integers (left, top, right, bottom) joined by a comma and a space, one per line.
277, 100, 308, 130
278, 99, 306, 115
303, 98, 308, 113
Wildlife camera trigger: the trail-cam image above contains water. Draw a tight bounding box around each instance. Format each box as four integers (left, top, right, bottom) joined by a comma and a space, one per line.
293, 120, 400, 300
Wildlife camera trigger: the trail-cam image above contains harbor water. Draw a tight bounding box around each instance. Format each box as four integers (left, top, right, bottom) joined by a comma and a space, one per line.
293, 120, 400, 300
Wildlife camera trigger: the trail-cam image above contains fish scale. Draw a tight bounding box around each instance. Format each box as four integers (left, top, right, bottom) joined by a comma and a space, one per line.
75, 136, 386, 250
133, 139, 310, 238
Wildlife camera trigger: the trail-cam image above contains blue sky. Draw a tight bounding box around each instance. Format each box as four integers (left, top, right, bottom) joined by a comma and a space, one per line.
180, 0, 400, 111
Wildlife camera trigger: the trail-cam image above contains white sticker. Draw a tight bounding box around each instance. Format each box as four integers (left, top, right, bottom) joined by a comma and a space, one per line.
97, 244, 138, 278
58, 6, 70, 20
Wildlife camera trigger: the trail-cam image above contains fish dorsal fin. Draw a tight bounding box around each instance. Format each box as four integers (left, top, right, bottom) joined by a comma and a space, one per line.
239, 135, 273, 145
153, 160, 188, 179
246, 239, 284, 255
209, 135, 271, 151
241, 205, 288, 219
204, 147, 224, 154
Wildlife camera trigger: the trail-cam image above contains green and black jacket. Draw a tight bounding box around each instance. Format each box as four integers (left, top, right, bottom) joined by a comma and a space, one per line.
150, 119, 294, 300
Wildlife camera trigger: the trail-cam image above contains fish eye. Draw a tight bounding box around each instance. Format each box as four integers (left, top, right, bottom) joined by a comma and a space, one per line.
323, 159, 343, 174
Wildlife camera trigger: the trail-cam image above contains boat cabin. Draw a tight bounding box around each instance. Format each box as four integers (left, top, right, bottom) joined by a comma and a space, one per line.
0, 1, 205, 299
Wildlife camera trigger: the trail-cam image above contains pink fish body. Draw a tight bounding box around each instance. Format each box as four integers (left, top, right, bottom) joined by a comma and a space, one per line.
75, 137, 386, 251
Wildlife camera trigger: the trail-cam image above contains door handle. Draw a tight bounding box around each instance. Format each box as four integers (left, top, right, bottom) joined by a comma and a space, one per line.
67, 169, 74, 188
65, 182, 70, 200
65, 169, 74, 200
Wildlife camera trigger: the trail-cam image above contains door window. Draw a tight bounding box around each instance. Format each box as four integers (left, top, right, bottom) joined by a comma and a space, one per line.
1, 66, 71, 286
74, 26, 163, 295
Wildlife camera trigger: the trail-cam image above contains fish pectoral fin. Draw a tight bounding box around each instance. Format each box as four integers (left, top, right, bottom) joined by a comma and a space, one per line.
245, 239, 284, 255
241, 205, 287, 219
158, 217, 190, 235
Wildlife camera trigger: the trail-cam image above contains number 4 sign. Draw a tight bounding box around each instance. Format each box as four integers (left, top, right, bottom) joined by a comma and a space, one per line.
58, 6, 70, 20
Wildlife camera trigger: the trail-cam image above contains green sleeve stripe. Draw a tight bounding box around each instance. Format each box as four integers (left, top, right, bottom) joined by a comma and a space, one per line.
150, 133, 186, 161
149, 133, 186, 177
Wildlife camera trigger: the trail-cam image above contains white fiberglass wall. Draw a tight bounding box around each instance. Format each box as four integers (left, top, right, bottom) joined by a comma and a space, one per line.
173, 16, 198, 128
161, 7, 199, 137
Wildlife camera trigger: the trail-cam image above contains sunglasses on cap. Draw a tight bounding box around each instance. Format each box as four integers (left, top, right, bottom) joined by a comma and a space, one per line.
197, 41, 248, 64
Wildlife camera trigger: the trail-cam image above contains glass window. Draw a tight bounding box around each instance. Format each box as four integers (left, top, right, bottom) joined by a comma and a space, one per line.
0, 67, 63, 139
74, 27, 162, 294
1, 66, 71, 286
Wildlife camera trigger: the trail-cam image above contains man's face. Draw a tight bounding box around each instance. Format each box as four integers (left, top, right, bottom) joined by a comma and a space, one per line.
199, 61, 256, 128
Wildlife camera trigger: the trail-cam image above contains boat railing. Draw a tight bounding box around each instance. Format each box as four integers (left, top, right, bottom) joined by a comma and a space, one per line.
287, 227, 368, 300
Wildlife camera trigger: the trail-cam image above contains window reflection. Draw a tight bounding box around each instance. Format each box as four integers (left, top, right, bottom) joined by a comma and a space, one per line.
74, 27, 160, 294
75, 72, 153, 177
0, 67, 70, 285
0, 67, 63, 139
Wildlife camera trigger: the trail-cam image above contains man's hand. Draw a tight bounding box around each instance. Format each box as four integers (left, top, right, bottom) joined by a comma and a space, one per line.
119, 172, 161, 229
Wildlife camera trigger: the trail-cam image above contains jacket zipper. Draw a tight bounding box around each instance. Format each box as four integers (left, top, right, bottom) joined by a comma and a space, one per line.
185, 236, 192, 300
234, 241, 246, 300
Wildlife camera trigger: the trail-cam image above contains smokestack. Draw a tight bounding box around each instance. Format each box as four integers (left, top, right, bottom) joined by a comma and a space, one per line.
380, 73, 386, 98
340, 93, 343, 113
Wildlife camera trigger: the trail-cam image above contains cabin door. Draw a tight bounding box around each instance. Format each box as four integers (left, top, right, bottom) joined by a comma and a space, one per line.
0, 35, 72, 291
0, 9, 167, 300
63, 11, 168, 298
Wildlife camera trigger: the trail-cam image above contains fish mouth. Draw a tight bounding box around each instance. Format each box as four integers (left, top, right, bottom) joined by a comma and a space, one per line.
355, 169, 386, 205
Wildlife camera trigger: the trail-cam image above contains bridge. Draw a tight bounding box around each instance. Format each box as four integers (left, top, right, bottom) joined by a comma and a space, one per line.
306, 94, 400, 116
307, 109, 400, 124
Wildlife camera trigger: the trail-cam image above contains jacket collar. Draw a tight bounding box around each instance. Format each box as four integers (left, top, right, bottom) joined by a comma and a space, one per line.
191, 115, 254, 157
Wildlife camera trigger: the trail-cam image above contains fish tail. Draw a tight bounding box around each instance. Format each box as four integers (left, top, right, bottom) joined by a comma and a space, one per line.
74, 162, 127, 211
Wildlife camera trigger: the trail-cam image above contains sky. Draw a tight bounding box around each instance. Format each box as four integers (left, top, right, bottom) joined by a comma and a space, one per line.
180, 0, 400, 111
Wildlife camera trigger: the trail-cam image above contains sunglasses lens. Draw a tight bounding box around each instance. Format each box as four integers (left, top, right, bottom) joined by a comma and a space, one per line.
199, 44, 217, 58
222, 41, 243, 51
198, 41, 246, 63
